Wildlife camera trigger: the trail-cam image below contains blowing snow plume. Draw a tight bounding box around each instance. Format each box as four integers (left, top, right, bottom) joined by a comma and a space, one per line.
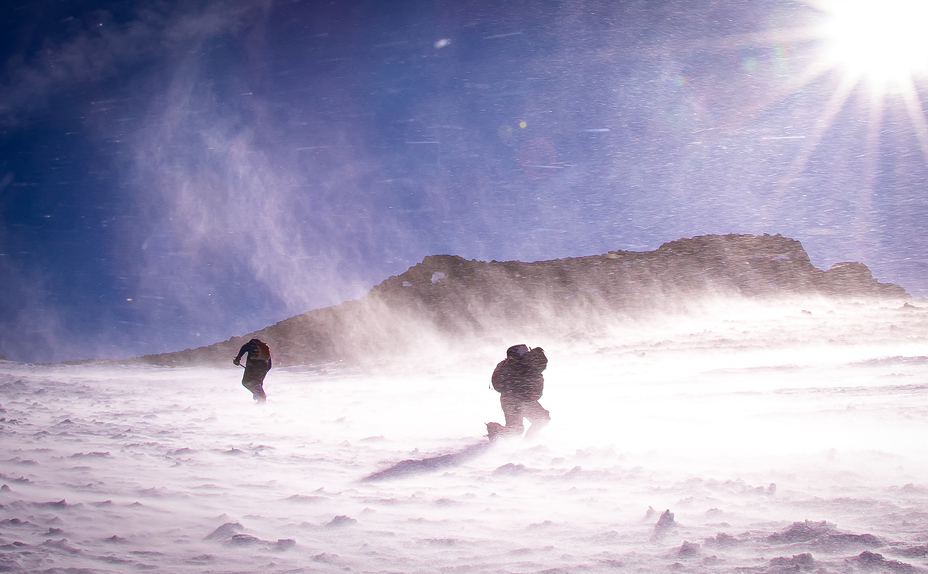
3, 294, 928, 572
130, 233, 908, 367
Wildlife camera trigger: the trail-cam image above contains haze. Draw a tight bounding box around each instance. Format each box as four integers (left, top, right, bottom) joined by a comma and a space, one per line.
3, 0, 928, 363
3, 298, 928, 571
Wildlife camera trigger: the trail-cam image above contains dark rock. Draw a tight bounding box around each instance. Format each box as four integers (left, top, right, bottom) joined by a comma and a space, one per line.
204, 522, 243, 541
104, 535, 128, 544
768, 520, 835, 544
228, 533, 261, 546
894, 543, 928, 557
769, 552, 815, 571
815, 532, 882, 551
127, 234, 910, 367
848, 551, 917, 573
651, 509, 677, 541
312, 552, 340, 563
677, 541, 700, 557
705, 532, 738, 548
325, 515, 357, 528
769, 521, 884, 552
644, 506, 659, 521
32, 499, 69, 509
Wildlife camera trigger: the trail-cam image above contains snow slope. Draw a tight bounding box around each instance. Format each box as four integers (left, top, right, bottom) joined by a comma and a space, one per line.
2, 298, 928, 572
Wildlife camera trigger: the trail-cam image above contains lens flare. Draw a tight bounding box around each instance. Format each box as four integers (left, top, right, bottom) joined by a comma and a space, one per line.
819, 0, 928, 87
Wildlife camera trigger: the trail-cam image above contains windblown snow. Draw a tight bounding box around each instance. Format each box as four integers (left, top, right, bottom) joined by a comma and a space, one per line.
2, 298, 928, 573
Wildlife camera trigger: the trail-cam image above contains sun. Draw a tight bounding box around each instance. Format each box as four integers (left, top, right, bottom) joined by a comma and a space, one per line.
695, 0, 928, 227
735, 0, 928, 192
817, 0, 928, 88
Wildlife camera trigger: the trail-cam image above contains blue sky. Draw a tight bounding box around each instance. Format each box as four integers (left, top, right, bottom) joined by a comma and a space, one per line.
2, 0, 927, 362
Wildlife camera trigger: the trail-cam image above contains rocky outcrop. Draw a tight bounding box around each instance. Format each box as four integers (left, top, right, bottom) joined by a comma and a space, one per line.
131, 234, 908, 367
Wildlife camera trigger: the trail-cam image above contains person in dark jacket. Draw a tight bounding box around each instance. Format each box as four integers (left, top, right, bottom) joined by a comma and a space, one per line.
487, 344, 549, 440
234, 338, 272, 403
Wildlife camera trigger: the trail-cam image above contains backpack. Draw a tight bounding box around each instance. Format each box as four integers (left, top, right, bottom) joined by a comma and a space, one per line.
491, 359, 508, 392
253, 340, 271, 362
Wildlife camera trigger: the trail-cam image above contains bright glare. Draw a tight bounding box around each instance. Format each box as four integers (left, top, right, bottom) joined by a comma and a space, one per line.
820, 0, 928, 86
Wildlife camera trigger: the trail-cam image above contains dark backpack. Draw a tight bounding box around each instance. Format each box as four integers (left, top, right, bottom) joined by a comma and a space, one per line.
253, 340, 271, 362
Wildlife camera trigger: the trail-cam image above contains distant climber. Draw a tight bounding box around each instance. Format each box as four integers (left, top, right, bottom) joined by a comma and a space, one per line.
487, 344, 549, 440
234, 339, 272, 403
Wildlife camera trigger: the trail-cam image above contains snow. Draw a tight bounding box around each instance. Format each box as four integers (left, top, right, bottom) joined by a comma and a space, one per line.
2, 298, 928, 572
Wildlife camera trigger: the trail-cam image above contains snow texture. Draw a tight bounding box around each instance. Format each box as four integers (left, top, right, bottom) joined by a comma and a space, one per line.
2, 298, 928, 572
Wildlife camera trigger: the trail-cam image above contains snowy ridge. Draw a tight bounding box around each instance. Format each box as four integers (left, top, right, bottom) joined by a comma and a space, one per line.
2, 299, 928, 572
130, 234, 908, 368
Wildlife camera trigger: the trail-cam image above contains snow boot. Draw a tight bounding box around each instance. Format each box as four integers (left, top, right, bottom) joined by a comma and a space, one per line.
486, 422, 505, 442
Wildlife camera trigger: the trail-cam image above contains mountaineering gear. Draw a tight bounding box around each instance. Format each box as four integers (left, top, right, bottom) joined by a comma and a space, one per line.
486, 422, 505, 442
501, 393, 549, 437
235, 339, 271, 366
488, 344, 549, 439
234, 338, 272, 403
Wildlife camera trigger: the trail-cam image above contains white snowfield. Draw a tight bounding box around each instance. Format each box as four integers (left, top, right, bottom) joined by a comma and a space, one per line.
2, 298, 928, 573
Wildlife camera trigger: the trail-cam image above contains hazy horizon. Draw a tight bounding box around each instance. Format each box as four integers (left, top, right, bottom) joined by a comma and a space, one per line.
3, 0, 928, 362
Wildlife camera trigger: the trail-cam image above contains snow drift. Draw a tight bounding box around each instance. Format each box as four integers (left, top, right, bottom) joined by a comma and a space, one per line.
2, 297, 928, 573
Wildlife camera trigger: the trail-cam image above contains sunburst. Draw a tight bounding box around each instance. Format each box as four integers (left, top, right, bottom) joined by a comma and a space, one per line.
774, 0, 928, 190
818, 0, 928, 87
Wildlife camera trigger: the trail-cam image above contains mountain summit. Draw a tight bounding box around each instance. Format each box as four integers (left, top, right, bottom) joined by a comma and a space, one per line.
135, 234, 908, 367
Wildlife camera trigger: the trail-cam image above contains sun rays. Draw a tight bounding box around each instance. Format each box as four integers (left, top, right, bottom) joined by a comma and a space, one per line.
788, 0, 928, 178
683, 0, 928, 195
814, 0, 928, 169
818, 0, 928, 86
712, 0, 928, 209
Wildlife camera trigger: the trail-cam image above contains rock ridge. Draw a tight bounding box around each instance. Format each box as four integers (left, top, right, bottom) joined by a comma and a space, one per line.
131, 233, 908, 367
